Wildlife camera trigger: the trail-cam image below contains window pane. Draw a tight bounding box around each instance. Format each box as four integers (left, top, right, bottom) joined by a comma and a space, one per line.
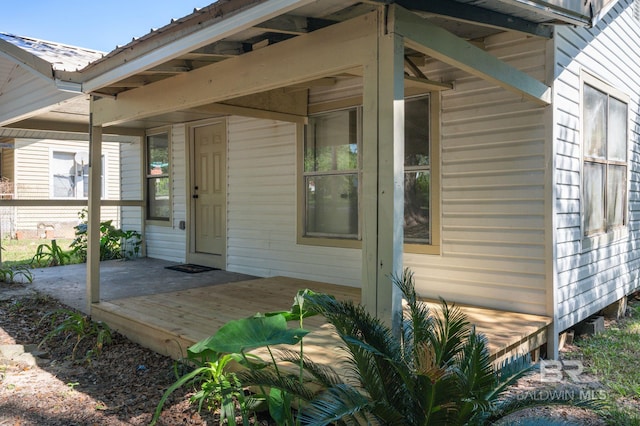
608, 97, 627, 162
52, 152, 75, 198
305, 109, 358, 172
607, 165, 626, 228
147, 177, 170, 220
53, 175, 74, 198
583, 84, 607, 159
583, 162, 605, 235
405, 97, 430, 167
306, 174, 358, 237
404, 171, 430, 243
148, 133, 169, 175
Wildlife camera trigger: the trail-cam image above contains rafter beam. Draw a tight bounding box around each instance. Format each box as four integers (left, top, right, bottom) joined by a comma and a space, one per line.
392, 5, 551, 105
396, 0, 552, 38
93, 12, 377, 126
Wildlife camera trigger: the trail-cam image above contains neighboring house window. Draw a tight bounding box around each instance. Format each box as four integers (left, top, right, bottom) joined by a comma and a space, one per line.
582, 77, 628, 236
51, 151, 103, 199
302, 94, 437, 248
304, 108, 360, 239
146, 130, 171, 222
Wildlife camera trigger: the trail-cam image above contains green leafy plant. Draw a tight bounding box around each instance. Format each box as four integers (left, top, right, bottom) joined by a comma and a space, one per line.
31, 239, 72, 267
39, 309, 112, 362
70, 209, 142, 262
152, 290, 320, 426
297, 270, 601, 425
0, 263, 33, 283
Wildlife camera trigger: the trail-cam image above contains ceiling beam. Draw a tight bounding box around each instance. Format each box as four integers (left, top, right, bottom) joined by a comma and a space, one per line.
92, 11, 377, 126
4, 119, 145, 136
392, 5, 551, 105
396, 0, 552, 38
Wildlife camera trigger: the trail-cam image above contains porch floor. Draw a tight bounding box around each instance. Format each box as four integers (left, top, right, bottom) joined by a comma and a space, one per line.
91, 274, 552, 366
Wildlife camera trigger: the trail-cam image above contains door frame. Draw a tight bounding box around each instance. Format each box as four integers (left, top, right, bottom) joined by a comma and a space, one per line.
186, 118, 228, 269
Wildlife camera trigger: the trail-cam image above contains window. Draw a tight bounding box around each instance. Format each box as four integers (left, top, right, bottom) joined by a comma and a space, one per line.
582, 76, 628, 237
51, 150, 103, 199
146, 130, 171, 222
304, 108, 360, 239
301, 94, 439, 250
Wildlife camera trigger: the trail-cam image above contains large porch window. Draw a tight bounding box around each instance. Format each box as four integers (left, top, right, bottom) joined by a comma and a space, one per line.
582, 74, 628, 238
146, 130, 171, 222
301, 94, 438, 251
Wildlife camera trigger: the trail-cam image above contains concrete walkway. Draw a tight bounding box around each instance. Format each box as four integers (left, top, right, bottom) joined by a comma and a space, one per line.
29, 258, 256, 314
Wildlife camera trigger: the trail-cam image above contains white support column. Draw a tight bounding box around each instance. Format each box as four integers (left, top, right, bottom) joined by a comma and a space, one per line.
362, 9, 405, 331
87, 97, 103, 312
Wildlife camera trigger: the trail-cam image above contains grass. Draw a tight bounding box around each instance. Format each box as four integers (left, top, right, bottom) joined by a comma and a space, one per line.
1, 238, 74, 266
564, 296, 640, 426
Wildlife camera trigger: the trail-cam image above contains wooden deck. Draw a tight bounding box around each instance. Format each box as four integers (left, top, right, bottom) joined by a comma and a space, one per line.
91, 276, 551, 366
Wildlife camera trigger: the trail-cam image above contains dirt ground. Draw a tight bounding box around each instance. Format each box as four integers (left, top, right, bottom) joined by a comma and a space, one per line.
0, 282, 617, 425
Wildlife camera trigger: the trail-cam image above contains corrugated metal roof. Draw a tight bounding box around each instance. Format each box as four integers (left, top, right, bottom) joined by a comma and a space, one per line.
0, 33, 104, 72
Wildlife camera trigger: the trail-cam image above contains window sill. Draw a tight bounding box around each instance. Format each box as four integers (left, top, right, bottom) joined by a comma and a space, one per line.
582, 227, 629, 252
405, 243, 440, 255
297, 235, 362, 249
146, 219, 172, 227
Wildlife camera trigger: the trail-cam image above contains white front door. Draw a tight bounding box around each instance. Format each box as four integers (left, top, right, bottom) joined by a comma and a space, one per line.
190, 122, 226, 268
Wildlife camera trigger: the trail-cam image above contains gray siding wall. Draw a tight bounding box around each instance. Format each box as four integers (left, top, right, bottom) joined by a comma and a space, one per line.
553, 0, 640, 331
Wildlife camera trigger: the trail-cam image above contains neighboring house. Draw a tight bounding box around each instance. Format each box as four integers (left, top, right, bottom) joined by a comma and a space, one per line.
2, 0, 638, 358
0, 33, 141, 240
1, 138, 121, 238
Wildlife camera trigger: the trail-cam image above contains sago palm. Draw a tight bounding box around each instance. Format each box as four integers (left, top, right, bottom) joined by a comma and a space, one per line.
297, 269, 536, 425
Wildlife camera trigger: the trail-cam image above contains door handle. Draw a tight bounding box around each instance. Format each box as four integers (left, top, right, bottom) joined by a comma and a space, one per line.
192, 194, 199, 199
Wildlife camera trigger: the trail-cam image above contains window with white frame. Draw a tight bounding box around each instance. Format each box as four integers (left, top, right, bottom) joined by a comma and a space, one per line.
302, 94, 436, 247
51, 151, 104, 199
146, 130, 171, 222
582, 76, 628, 236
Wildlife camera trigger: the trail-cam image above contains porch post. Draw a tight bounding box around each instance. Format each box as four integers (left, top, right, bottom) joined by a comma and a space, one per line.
87, 96, 102, 312
361, 8, 405, 331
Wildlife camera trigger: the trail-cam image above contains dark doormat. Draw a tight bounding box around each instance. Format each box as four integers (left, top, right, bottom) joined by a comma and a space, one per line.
165, 264, 220, 274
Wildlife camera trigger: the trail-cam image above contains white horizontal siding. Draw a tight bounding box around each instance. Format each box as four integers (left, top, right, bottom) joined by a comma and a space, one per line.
554, 0, 640, 331
120, 139, 143, 238
11, 139, 120, 231
407, 31, 549, 315
144, 124, 187, 262
226, 116, 361, 286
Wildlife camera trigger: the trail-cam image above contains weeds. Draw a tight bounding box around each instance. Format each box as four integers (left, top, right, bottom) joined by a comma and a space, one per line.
70, 209, 142, 261
31, 239, 72, 267
39, 309, 112, 362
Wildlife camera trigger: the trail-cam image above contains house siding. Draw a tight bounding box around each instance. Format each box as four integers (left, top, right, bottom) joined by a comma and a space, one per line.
407, 32, 549, 315
11, 139, 120, 236
144, 125, 187, 262
120, 138, 143, 237
226, 116, 362, 286
553, 0, 640, 331
306, 31, 550, 314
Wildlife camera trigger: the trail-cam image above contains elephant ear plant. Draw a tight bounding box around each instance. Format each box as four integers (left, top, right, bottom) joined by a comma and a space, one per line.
151, 289, 325, 426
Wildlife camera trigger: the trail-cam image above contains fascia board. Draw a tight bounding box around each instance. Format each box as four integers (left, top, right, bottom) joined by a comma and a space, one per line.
81, 0, 314, 94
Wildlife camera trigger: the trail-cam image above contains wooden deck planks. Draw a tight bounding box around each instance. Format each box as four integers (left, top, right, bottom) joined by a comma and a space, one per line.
92, 276, 550, 365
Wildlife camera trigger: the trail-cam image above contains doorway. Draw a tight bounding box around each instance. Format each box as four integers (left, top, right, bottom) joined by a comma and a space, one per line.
189, 121, 227, 268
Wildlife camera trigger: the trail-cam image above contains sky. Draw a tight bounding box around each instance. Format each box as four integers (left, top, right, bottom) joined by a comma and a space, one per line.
0, 1, 207, 52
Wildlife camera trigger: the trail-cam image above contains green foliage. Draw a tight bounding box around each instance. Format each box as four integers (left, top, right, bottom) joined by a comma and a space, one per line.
31, 239, 72, 267
70, 209, 142, 262
0, 251, 33, 283
298, 270, 600, 426
152, 289, 320, 425
39, 309, 112, 362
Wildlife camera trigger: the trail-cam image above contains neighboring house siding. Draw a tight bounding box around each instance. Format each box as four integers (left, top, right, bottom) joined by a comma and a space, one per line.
554, 1, 640, 331
226, 116, 361, 286
145, 124, 187, 262
0, 148, 15, 237
12, 139, 120, 236
1, 147, 14, 183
